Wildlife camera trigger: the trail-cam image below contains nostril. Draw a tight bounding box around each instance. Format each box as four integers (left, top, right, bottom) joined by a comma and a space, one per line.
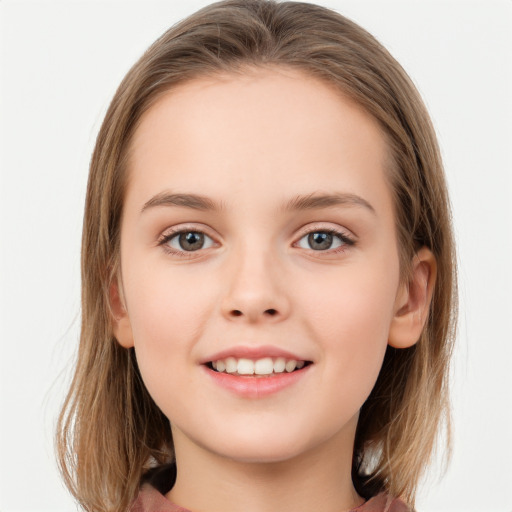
228, 308, 278, 318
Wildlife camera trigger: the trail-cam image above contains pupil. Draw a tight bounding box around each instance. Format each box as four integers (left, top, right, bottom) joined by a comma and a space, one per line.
308, 232, 332, 250
180, 232, 204, 251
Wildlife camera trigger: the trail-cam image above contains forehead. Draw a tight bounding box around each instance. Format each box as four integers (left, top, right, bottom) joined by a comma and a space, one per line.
126, 66, 392, 218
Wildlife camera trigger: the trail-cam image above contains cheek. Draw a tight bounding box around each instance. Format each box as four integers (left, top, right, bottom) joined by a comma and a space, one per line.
122, 268, 216, 405
297, 256, 399, 392
125, 264, 215, 344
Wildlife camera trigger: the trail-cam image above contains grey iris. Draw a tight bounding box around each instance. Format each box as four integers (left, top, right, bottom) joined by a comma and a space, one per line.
308, 232, 333, 250
180, 232, 205, 251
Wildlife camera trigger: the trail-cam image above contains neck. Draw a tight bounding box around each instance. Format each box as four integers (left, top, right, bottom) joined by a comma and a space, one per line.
167, 419, 363, 512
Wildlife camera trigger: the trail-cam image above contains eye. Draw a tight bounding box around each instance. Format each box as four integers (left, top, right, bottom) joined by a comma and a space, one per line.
161, 230, 215, 253
295, 229, 354, 251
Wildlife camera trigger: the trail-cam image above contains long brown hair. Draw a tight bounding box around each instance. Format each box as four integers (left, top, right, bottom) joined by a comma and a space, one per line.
56, 1, 457, 510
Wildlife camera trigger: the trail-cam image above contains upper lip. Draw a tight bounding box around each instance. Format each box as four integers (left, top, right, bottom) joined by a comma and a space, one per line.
200, 345, 311, 364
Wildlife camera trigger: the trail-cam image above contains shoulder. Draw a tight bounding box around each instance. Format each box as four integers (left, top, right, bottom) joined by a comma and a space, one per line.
129, 486, 412, 512
129, 487, 412, 512
130, 464, 182, 512
355, 493, 414, 512
129, 483, 189, 512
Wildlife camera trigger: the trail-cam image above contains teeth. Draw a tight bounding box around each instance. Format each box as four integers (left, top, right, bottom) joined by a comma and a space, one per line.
285, 360, 297, 372
254, 357, 274, 375
273, 357, 286, 373
237, 358, 255, 375
209, 356, 307, 375
225, 357, 237, 373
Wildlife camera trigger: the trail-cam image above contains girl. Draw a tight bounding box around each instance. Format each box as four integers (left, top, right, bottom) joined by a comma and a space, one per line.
56, 1, 457, 511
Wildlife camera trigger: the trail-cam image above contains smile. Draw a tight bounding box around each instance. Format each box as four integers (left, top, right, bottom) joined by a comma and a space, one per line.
202, 354, 313, 398
208, 357, 310, 376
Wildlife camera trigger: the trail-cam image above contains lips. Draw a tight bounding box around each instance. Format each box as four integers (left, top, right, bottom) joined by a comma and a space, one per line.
200, 345, 313, 398
201, 345, 310, 365
208, 357, 308, 376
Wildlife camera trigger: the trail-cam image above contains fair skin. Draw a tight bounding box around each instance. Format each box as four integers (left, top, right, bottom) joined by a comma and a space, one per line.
111, 67, 435, 512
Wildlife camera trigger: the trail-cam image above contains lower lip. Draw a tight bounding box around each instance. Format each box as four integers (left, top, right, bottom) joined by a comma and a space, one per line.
203, 365, 311, 398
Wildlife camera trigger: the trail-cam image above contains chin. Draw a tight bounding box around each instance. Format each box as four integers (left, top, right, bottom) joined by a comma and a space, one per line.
215, 442, 309, 465
200, 424, 326, 465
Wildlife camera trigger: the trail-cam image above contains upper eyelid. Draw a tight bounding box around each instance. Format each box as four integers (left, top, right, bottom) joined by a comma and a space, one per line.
296, 222, 355, 239
159, 223, 217, 239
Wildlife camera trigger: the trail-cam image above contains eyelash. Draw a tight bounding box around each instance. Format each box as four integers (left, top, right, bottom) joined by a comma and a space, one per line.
158, 226, 216, 259
295, 226, 355, 254
157, 225, 355, 258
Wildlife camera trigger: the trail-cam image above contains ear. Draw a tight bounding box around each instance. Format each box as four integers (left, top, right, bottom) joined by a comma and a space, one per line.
388, 247, 437, 349
109, 277, 134, 349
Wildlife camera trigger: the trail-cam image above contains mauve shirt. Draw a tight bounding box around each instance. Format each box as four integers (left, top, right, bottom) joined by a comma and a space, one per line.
129, 465, 413, 512
130, 484, 412, 512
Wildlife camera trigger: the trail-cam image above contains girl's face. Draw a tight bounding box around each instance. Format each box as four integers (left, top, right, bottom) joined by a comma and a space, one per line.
114, 67, 409, 463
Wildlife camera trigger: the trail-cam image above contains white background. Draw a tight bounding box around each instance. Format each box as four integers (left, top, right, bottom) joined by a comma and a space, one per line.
1, 1, 511, 511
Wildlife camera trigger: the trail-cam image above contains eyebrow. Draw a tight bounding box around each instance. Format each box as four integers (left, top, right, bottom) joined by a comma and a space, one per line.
283, 192, 375, 214
141, 191, 375, 215
141, 192, 225, 213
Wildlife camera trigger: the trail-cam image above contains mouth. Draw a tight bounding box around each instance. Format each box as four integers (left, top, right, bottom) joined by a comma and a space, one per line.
205, 357, 313, 377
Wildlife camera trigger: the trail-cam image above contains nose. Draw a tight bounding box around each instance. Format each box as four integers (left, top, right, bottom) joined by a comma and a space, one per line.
220, 244, 291, 324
